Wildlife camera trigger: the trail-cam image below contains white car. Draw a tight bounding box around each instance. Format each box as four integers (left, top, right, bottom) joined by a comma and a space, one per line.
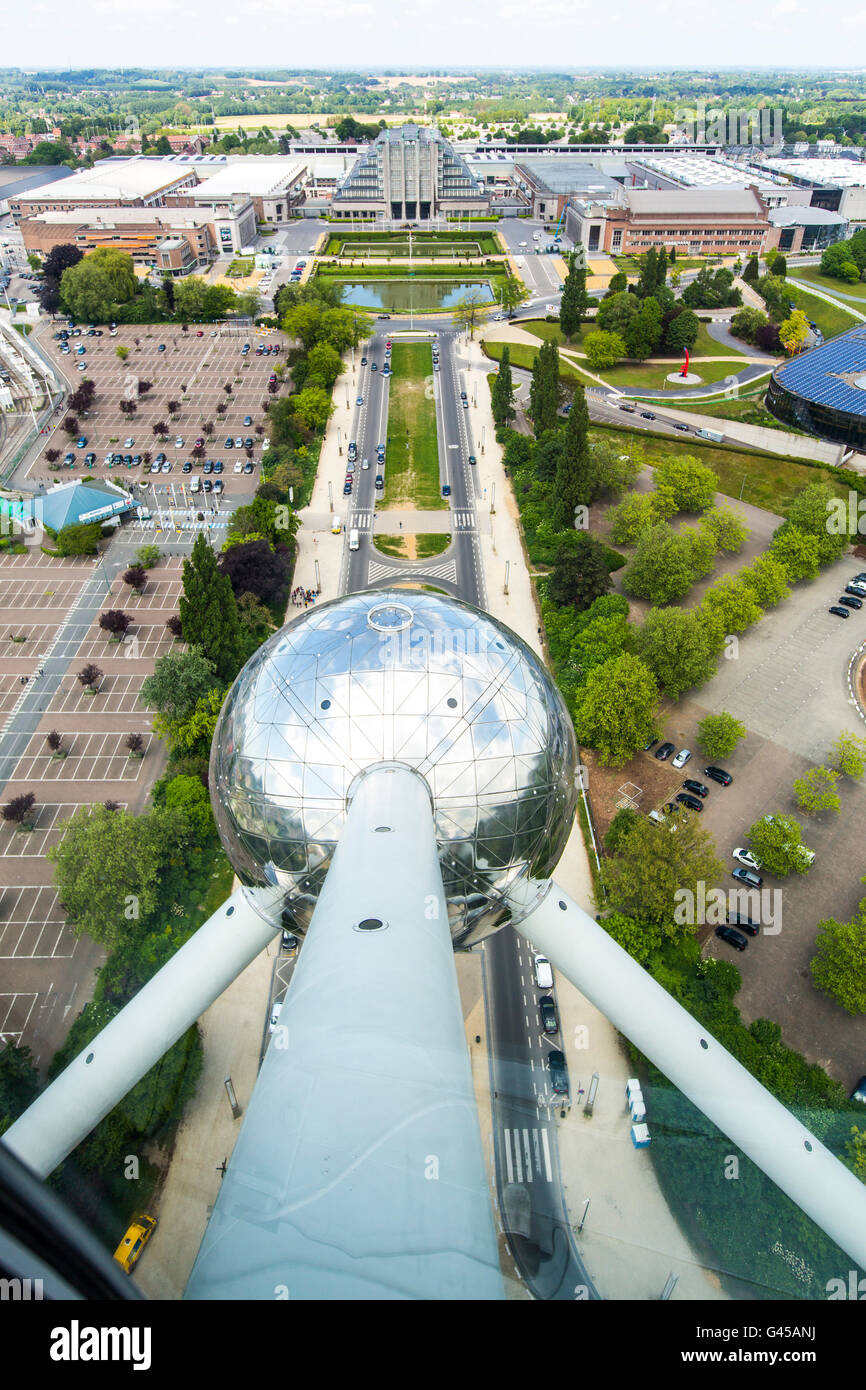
268, 1000, 283, 1034
671, 748, 692, 769
235, 436, 243, 448
103, 455, 113, 466
174, 436, 183, 448
733, 848, 762, 871
534, 955, 553, 989
109, 329, 117, 337
124, 438, 134, 448
234, 460, 243, 474
77, 362, 87, 371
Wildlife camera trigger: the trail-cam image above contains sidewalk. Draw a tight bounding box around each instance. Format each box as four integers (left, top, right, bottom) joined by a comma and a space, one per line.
462, 334, 730, 1301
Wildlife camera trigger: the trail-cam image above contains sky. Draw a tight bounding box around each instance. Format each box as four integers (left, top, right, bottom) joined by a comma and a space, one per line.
4, 0, 866, 71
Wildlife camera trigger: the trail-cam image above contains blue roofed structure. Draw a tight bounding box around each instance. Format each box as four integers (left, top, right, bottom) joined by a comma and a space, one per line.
767, 323, 866, 448
0, 478, 134, 535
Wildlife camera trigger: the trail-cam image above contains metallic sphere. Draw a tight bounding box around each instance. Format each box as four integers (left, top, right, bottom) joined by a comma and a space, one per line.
210, 590, 577, 947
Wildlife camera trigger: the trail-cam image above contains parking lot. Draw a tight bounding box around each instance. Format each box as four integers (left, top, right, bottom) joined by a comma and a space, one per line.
27, 322, 287, 500
0, 800, 127, 857
654, 550, 866, 1087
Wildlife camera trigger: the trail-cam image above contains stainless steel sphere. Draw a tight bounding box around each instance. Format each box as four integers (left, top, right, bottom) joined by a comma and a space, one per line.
210, 590, 577, 947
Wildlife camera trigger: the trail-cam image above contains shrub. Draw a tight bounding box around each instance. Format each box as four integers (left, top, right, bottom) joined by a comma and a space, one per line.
77, 663, 103, 690
3, 793, 36, 827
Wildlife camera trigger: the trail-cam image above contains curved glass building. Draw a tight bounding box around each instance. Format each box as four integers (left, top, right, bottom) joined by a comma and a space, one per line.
767, 323, 866, 449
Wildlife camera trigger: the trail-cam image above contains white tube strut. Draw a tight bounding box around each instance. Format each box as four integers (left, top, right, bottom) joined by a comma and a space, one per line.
511, 878, 866, 1273
3, 886, 280, 1179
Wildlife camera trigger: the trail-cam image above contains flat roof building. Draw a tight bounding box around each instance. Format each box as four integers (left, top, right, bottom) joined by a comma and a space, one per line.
331, 125, 488, 222
9, 158, 198, 220
566, 186, 770, 258
767, 324, 866, 450
18, 205, 240, 272
513, 158, 623, 220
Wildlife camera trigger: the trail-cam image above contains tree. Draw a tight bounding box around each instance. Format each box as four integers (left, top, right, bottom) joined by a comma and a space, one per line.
768, 526, 823, 583
828, 731, 866, 779
167, 400, 180, 416
48, 804, 194, 948
528, 340, 560, 436
793, 766, 841, 815
811, 911, 866, 1015
123, 565, 147, 594
236, 591, 273, 645
77, 663, 103, 692
786, 482, 849, 563
164, 773, 215, 840
747, 812, 814, 876
165, 615, 183, 640
682, 266, 742, 310
699, 576, 764, 640
596, 291, 639, 337
742, 254, 760, 285
126, 732, 145, 759
46, 730, 65, 756
731, 306, 769, 344
37, 243, 83, 313
99, 610, 132, 640
739, 553, 792, 608
60, 248, 137, 322
135, 543, 162, 569
655, 455, 718, 512
305, 342, 343, 390
604, 808, 640, 854
623, 524, 701, 604
560, 250, 591, 338
700, 506, 750, 553
0, 1043, 40, 1135
624, 296, 663, 360
498, 275, 529, 318
290, 385, 332, 433
218, 539, 291, 606
664, 308, 700, 353
779, 309, 809, 355
608, 488, 677, 545
697, 712, 747, 759
756, 274, 789, 323
583, 329, 626, 371
54, 522, 102, 556
141, 648, 218, 724
152, 421, 169, 438
63, 415, 79, 436
166, 688, 225, 753
602, 809, 725, 929
572, 652, 660, 767
546, 534, 613, 611
179, 534, 245, 683
634, 607, 719, 699
491, 345, 515, 428
2, 793, 36, 829
452, 290, 489, 339
551, 386, 592, 528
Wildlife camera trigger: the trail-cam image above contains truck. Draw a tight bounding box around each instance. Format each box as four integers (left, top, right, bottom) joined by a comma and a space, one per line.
696, 427, 724, 443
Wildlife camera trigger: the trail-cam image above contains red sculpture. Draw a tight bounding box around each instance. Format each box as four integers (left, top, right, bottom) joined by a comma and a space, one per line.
680, 348, 690, 378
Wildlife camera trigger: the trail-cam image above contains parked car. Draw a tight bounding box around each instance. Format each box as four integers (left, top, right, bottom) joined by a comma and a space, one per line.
704, 766, 732, 786
682, 779, 708, 798
268, 1000, 283, 1034
174, 437, 183, 448
671, 748, 691, 769
850, 1077, 866, 1105
113, 1214, 157, 1274
243, 416, 252, 427
158, 343, 166, 352
182, 461, 192, 473
546, 1049, 568, 1095
539, 996, 558, 1034
844, 586, 866, 600
243, 461, 254, 474
733, 848, 762, 871
234, 460, 243, 474
213, 479, 224, 494
830, 606, 851, 619
213, 460, 223, 474
356, 396, 364, 406
468, 454, 477, 465
840, 596, 863, 610
675, 792, 703, 813
715, 925, 748, 952
203, 460, 213, 475
84, 452, 95, 465
643, 736, 658, 752
728, 913, 759, 936
76, 436, 87, 448
732, 866, 763, 888
225, 437, 233, 448
655, 742, 675, 761
534, 955, 553, 989
375, 474, 384, 489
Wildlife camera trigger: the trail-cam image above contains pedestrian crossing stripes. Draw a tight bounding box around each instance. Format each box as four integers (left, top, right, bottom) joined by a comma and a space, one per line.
502, 1126, 553, 1184
453, 511, 475, 529
366, 557, 458, 585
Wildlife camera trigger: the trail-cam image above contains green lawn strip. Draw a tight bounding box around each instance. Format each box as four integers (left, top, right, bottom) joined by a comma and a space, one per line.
656, 393, 809, 434
482, 337, 598, 387
372, 535, 406, 557
612, 254, 709, 275
596, 357, 764, 391
415, 532, 451, 557
382, 342, 447, 510
783, 283, 860, 339
323, 230, 501, 256
592, 424, 852, 512
789, 265, 866, 303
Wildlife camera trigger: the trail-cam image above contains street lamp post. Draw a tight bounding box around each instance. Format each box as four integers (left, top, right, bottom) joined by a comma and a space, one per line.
481, 425, 485, 455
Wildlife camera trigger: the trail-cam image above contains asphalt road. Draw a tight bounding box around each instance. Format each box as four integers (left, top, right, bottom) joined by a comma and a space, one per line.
333, 307, 594, 1300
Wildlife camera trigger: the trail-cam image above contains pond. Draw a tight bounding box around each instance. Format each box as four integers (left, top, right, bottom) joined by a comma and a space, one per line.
338, 280, 495, 312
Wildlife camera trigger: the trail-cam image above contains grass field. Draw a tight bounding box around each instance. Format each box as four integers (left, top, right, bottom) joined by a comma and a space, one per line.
323, 230, 501, 257
593, 425, 850, 513
784, 283, 860, 340
482, 338, 599, 387
600, 357, 768, 391
381, 343, 447, 510
373, 533, 451, 558
789, 266, 866, 303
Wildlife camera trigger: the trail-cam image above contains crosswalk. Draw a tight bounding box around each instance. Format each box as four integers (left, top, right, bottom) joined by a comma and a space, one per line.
453, 511, 475, 530
349, 510, 474, 531
502, 1126, 553, 1184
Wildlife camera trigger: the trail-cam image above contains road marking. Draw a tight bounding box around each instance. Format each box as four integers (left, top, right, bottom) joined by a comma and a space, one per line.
540, 1126, 553, 1181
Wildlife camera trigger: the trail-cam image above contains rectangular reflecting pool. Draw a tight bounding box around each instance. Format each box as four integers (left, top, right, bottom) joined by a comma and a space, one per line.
338, 280, 495, 312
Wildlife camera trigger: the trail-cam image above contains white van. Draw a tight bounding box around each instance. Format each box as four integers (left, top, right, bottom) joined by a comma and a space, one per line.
348, 528, 360, 552
534, 955, 553, 989
189, 476, 201, 494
